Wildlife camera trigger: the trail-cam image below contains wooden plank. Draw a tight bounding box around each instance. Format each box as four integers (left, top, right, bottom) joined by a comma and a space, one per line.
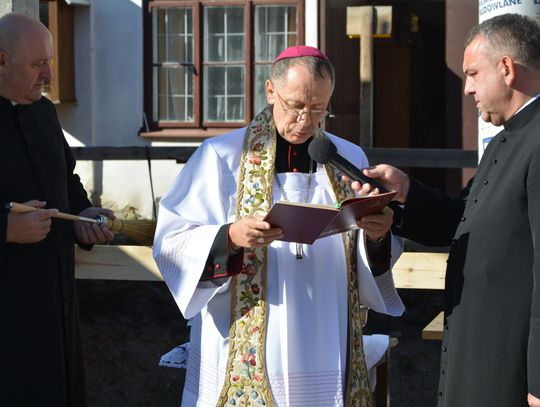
75, 246, 447, 289
74, 247, 447, 340
358, 6, 374, 148
70, 146, 478, 168
71, 146, 197, 162
347, 6, 392, 38
364, 148, 478, 169
75, 245, 162, 281
392, 252, 447, 290
422, 311, 444, 340
347, 5, 393, 149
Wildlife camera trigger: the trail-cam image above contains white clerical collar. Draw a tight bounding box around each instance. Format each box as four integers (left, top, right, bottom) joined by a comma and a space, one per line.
514, 93, 540, 116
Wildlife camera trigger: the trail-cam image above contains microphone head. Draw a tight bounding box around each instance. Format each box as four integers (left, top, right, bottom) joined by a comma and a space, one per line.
308, 136, 337, 164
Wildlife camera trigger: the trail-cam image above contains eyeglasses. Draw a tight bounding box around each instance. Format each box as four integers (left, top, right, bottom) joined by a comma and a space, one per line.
274, 90, 329, 122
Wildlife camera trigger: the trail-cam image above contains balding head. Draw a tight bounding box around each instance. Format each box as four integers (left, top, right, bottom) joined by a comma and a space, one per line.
0, 13, 53, 104
0, 13, 50, 60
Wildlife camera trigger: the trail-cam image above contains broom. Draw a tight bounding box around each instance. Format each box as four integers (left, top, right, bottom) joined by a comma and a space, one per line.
5, 202, 156, 246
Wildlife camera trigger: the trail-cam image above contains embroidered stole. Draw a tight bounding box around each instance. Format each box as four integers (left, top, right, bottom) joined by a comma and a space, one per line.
325, 167, 374, 407
216, 107, 372, 407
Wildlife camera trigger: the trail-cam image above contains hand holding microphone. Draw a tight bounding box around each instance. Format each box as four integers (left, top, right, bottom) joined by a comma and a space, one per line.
307, 136, 410, 203
361, 165, 410, 203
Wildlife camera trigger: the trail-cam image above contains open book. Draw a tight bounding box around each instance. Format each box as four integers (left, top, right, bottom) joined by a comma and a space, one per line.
264, 191, 397, 244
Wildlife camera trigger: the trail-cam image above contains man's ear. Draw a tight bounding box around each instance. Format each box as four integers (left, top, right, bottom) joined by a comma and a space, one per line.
265, 79, 275, 105
500, 55, 516, 86
0, 48, 7, 68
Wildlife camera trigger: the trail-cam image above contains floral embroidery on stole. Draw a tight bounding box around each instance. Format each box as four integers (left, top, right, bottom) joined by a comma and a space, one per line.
216, 107, 276, 407
217, 107, 372, 407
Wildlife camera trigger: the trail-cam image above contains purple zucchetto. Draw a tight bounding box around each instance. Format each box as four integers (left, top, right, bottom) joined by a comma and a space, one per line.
273, 45, 330, 64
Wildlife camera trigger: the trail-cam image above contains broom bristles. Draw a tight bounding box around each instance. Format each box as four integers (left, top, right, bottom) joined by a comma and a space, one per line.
7, 203, 156, 246
105, 218, 156, 246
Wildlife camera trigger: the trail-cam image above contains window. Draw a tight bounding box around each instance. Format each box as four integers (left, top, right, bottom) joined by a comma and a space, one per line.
203, 6, 245, 122
143, 1, 304, 138
253, 5, 297, 113
153, 7, 194, 122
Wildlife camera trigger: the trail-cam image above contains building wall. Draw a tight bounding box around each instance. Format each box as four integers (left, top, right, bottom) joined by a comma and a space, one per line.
0, 0, 38, 17
56, 0, 319, 219
56, 0, 180, 218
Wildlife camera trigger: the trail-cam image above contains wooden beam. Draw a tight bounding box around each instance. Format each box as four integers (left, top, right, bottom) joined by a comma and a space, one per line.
422, 311, 444, 340
364, 148, 478, 169
392, 252, 447, 290
74, 247, 447, 340
346, 6, 392, 38
71, 146, 198, 162
75, 245, 162, 281
70, 146, 478, 168
75, 246, 447, 290
347, 6, 393, 148
359, 6, 373, 148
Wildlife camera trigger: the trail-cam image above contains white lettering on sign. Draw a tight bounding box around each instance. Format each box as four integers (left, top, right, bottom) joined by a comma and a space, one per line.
480, 0, 523, 17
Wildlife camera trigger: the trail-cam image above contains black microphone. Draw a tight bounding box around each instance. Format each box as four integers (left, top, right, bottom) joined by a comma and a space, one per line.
308, 136, 389, 193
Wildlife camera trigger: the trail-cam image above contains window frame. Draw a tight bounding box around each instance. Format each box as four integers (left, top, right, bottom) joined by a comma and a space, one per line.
201, 2, 250, 126
142, 0, 304, 139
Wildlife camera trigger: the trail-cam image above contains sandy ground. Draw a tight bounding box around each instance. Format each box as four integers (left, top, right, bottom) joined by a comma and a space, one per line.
78, 280, 443, 407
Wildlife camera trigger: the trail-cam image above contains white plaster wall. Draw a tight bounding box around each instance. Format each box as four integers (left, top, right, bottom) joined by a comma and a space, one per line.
56, 0, 144, 146
55, 0, 184, 218
0, 0, 38, 18
305, 0, 318, 47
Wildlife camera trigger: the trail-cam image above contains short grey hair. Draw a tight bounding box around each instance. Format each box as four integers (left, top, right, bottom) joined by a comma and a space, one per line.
465, 13, 540, 71
270, 56, 336, 90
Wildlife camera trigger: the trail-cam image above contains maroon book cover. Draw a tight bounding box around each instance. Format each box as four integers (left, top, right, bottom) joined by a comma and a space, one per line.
264, 191, 397, 244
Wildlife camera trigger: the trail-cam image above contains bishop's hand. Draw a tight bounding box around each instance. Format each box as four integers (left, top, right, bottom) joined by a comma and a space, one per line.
229, 216, 283, 249
356, 206, 394, 243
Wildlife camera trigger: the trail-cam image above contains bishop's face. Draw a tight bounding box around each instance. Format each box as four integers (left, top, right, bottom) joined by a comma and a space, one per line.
265, 64, 333, 145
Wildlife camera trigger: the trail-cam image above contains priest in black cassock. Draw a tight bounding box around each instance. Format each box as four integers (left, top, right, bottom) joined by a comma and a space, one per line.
358, 14, 540, 407
0, 13, 114, 407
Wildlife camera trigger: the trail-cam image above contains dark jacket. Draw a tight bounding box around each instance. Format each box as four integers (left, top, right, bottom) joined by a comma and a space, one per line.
1, 96, 91, 406
394, 98, 540, 406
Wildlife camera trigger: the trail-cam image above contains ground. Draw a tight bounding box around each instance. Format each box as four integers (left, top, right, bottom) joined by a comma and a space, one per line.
78, 280, 443, 407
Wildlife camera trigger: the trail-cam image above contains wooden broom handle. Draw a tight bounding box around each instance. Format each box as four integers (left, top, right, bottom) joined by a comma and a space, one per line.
6, 202, 99, 224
